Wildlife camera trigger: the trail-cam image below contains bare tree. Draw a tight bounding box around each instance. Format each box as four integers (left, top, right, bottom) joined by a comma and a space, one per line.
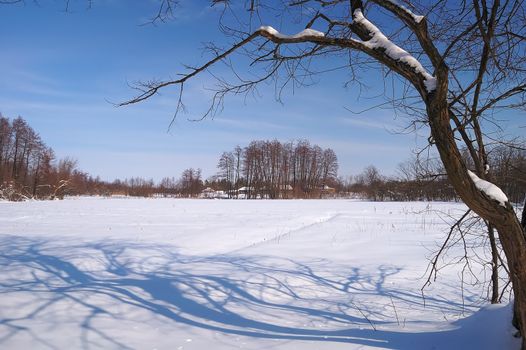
118, 0, 526, 344
0, 116, 64, 200
218, 151, 235, 197
178, 168, 203, 198
360, 165, 384, 201
218, 139, 338, 198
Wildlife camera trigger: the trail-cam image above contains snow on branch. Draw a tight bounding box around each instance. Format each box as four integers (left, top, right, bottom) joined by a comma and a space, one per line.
467, 170, 508, 206
121, 8, 439, 110
353, 8, 436, 92
383, 0, 424, 23
258, 26, 325, 40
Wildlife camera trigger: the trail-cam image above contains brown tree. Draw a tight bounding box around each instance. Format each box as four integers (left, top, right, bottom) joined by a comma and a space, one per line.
178, 168, 203, 198
120, 0, 526, 344
217, 139, 339, 198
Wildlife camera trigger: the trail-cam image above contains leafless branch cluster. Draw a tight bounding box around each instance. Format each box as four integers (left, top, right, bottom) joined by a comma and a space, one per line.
0, 115, 81, 200
217, 139, 338, 198
423, 209, 512, 306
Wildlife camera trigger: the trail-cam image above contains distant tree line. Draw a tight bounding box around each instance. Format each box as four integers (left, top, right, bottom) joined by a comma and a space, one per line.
345, 148, 525, 203
215, 139, 339, 199
1, 116, 523, 203
0, 115, 88, 200
345, 163, 456, 202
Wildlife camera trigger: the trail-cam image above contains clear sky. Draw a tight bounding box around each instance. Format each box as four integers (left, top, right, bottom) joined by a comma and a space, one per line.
1, 1, 435, 182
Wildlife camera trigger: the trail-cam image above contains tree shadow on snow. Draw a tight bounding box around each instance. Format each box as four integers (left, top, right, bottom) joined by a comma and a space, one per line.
0, 235, 513, 349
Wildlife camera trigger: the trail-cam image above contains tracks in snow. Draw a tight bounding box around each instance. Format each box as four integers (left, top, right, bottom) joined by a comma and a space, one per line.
224, 213, 344, 255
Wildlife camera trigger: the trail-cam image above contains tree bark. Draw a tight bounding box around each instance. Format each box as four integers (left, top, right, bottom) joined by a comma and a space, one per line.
427, 96, 526, 348
488, 223, 500, 304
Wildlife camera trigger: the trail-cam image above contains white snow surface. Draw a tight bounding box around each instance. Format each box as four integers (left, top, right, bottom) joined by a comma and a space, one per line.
468, 170, 509, 206
353, 9, 436, 92
0, 198, 519, 350
258, 25, 325, 39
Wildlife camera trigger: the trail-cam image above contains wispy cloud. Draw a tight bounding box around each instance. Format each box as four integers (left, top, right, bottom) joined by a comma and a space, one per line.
211, 117, 289, 131
338, 117, 401, 131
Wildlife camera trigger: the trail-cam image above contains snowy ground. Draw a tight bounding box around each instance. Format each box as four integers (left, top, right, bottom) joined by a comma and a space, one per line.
0, 198, 520, 349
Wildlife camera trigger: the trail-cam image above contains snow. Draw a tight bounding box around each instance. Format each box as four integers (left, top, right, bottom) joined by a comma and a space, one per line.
468, 170, 509, 206
414, 15, 424, 23
258, 25, 325, 39
0, 198, 519, 349
385, 0, 425, 23
258, 11, 436, 93
353, 9, 437, 92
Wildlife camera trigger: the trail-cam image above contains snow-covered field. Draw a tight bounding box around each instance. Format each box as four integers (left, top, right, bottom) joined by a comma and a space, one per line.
0, 198, 519, 349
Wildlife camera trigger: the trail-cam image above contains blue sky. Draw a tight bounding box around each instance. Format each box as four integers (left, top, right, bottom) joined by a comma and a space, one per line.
0, 1, 434, 181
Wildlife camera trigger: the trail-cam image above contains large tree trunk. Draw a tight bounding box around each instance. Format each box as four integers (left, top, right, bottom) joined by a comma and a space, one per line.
427, 96, 526, 349
495, 214, 526, 340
